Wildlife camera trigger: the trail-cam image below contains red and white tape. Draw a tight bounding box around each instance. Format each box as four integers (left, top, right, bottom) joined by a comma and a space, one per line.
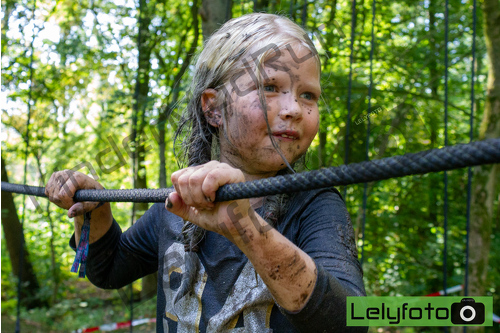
425, 284, 464, 296
72, 318, 156, 333
425, 284, 499, 323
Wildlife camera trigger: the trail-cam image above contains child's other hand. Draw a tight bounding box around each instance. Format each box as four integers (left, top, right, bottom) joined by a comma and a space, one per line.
45, 170, 105, 218
166, 161, 253, 240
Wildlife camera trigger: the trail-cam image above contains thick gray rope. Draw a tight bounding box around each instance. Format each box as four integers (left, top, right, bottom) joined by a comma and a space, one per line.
2, 138, 499, 203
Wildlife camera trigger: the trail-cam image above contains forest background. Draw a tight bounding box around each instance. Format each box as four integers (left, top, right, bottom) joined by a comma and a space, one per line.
1, 0, 499, 331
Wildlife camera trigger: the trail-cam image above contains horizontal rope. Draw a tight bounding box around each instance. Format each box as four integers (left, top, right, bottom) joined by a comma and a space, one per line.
2, 138, 499, 203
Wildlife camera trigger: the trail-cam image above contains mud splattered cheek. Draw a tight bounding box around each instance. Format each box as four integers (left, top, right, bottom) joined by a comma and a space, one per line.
228, 123, 244, 147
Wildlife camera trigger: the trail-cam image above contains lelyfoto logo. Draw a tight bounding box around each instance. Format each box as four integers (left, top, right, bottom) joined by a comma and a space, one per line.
347, 296, 493, 326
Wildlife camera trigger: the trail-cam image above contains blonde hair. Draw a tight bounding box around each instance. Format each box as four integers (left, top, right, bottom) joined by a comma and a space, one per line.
172, 13, 320, 303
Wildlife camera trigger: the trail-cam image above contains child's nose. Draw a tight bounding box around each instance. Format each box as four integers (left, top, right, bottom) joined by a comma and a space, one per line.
278, 95, 303, 121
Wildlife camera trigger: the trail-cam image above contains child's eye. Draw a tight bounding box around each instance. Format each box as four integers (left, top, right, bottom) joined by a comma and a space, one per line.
300, 92, 315, 100
263, 85, 277, 93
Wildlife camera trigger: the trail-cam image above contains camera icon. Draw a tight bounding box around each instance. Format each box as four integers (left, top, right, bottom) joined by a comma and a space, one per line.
450, 298, 485, 325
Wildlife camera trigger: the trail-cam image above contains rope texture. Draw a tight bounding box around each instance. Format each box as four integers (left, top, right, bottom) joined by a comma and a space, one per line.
2, 138, 500, 203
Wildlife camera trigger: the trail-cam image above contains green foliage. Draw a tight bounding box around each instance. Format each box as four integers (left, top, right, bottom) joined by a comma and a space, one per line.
17, 294, 156, 331
1, 0, 498, 331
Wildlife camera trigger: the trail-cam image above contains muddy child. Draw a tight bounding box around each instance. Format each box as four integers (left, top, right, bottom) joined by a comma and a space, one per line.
46, 13, 366, 332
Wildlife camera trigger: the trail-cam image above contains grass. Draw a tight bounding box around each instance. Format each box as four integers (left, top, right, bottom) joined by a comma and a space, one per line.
1, 279, 157, 332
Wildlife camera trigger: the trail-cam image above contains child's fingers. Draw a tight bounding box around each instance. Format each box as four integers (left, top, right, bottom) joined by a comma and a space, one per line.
56, 174, 77, 202
46, 171, 77, 208
166, 192, 218, 231
171, 166, 201, 206
172, 164, 214, 209
170, 162, 244, 210
46, 170, 104, 211
165, 192, 192, 221
201, 166, 245, 203
187, 167, 216, 209
175, 170, 196, 207
67, 202, 102, 218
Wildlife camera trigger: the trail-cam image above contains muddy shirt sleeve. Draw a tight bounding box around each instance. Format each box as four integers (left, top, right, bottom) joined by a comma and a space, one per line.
279, 188, 367, 332
69, 204, 160, 289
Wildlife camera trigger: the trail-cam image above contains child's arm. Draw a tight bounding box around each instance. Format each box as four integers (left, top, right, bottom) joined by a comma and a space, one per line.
46, 170, 159, 288
224, 211, 318, 312
167, 161, 320, 312
278, 187, 366, 331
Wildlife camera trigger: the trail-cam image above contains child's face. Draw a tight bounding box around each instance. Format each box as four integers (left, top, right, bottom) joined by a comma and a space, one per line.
218, 43, 321, 177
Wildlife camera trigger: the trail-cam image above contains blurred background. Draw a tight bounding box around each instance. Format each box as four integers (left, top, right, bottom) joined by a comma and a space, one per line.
2, 0, 499, 331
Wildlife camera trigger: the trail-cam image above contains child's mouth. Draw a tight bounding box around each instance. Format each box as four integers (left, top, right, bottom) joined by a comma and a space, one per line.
272, 131, 299, 141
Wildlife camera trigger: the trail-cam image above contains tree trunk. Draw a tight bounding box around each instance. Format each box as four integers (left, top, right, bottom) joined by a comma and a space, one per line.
253, 0, 270, 12
137, 136, 155, 300
35, 153, 60, 305
467, 0, 500, 319
158, 111, 168, 189
199, 0, 232, 40
158, 0, 200, 188
1, 157, 43, 309
132, 0, 157, 300
317, 0, 338, 168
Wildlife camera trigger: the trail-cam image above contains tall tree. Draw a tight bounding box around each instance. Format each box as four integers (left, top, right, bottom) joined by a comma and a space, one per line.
1, 156, 43, 309
132, 0, 155, 299
158, 0, 200, 189
253, 0, 270, 12
200, 0, 232, 40
468, 0, 500, 313
317, 1, 338, 168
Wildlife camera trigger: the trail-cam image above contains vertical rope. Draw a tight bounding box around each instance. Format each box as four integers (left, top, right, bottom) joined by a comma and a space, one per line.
128, 120, 136, 333
343, 0, 357, 200
443, 0, 449, 302
464, 0, 477, 318
289, 0, 295, 19
360, 0, 376, 267
129, 282, 134, 333
301, 0, 308, 27
16, 1, 36, 331
128, 1, 145, 331
225, 0, 232, 21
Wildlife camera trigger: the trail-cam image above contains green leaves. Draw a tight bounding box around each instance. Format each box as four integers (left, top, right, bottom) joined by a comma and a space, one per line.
1, 0, 498, 329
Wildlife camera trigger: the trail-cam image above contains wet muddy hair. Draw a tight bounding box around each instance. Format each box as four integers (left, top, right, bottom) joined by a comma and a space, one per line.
172, 13, 320, 302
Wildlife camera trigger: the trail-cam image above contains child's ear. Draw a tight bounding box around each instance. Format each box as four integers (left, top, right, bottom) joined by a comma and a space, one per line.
201, 88, 222, 127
